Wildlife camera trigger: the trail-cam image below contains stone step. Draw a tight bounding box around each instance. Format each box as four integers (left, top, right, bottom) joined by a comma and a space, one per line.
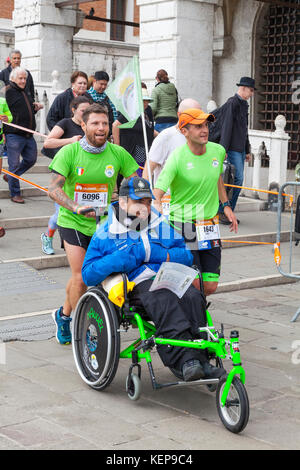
2, 154, 51, 167
0, 210, 299, 295
0, 172, 50, 198
0, 187, 47, 199
0, 211, 294, 239
1, 216, 50, 229
235, 196, 268, 212
27, 166, 50, 174
3, 254, 69, 270
0, 195, 53, 219
216, 270, 300, 293
2, 246, 300, 294
0, 226, 65, 262
0, 225, 295, 268
3, 165, 49, 174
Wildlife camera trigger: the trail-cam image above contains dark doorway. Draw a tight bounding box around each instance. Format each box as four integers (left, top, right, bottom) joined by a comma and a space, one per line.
258, 0, 300, 168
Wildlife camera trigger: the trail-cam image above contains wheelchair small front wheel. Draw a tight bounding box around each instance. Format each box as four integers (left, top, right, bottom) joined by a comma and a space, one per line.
216, 375, 249, 433
126, 373, 141, 401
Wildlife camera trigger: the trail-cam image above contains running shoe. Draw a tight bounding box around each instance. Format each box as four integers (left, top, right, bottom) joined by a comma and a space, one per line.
52, 307, 72, 344
41, 232, 54, 255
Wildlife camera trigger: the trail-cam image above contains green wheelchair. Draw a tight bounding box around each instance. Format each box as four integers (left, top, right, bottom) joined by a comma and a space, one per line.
72, 272, 250, 434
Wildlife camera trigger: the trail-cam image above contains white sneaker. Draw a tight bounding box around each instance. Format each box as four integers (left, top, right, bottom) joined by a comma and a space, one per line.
41, 232, 54, 255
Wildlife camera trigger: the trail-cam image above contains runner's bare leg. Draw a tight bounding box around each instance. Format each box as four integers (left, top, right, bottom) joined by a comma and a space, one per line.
63, 241, 87, 315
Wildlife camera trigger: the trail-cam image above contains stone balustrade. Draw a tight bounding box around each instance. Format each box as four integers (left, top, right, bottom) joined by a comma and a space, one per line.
246, 116, 290, 199
33, 70, 65, 139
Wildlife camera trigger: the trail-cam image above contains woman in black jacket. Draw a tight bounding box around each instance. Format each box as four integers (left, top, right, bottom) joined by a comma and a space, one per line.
46, 71, 89, 131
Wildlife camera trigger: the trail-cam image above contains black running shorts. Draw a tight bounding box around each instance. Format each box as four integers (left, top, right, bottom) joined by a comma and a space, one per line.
57, 226, 92, 251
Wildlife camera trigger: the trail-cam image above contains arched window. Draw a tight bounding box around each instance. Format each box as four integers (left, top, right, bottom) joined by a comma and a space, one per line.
259, 0, 300, 169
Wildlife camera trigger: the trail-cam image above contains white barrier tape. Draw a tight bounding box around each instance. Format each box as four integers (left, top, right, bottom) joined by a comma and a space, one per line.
3, 121, 47, 138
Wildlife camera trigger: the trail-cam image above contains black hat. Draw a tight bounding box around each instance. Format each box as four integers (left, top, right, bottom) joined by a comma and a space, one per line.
94, 71, 110, 82
119, 177, 155, 200
236, 77, 256, 90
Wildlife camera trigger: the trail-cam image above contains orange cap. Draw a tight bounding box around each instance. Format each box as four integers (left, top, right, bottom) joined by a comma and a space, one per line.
178, 108, 215, 129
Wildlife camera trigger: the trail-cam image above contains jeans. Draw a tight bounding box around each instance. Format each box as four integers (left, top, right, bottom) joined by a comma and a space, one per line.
6, 134, 37, 197
226, 150, 246, 211
154, 122, 176, 133
48, 203, 60, 230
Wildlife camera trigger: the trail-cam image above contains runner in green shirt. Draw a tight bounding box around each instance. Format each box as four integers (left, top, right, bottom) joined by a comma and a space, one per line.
154, 108, 238, 297
48, 103, 138, 344
155, 141, 226, 223
49, 139, 138, 237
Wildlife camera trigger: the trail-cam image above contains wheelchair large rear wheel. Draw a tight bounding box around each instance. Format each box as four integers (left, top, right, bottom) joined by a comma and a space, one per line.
72, 287, 120, 391
216, 375, 249, 433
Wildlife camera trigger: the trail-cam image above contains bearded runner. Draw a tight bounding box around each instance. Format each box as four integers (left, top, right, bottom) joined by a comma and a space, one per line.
48, 103, 138, 344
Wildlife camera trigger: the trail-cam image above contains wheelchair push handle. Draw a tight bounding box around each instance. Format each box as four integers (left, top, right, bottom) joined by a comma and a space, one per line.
121, 273, 129, 302
121, 272, 132, 315
79, 207, 108, 225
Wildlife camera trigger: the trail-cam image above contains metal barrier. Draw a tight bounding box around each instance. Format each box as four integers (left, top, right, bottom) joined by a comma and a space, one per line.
276, 181, 300, 322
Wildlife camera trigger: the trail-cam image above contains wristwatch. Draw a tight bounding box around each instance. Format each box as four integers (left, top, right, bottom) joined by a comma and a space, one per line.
221, 201, 231, 210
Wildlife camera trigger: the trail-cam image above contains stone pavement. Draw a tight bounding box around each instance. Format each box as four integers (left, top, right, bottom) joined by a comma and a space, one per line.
0, 281, 300, 450
0, 157, 300, 450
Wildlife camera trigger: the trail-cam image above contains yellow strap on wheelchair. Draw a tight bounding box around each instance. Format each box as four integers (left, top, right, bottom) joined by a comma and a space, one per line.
108, 280, 135, 307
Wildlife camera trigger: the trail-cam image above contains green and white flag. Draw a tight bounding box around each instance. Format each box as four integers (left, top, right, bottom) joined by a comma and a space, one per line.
106, 55, 143, 128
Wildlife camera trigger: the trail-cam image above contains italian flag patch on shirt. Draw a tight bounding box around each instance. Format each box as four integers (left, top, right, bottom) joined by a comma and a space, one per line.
76, 167, 84, 176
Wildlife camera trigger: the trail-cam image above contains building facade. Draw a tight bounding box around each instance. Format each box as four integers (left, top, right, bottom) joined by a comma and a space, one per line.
0, 0, 139, 88
137, 0, 300, 170
0, 0, 299, 177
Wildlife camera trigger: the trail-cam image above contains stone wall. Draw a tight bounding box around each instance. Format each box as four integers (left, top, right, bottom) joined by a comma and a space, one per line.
0, 20, 14, 71
213, 0, 261, 120
73, 38, 138, 82
137, 0, 219, 108
2, 0, 139, 89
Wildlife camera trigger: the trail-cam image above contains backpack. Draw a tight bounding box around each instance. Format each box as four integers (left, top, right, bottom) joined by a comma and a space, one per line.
207, 100, 230, 144
222, 160, 235, 199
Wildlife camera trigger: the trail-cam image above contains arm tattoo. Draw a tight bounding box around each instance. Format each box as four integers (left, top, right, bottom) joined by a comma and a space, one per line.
48, 172, 78, 212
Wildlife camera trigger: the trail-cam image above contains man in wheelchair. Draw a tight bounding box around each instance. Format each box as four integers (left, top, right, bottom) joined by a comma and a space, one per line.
82, 176, 225, 382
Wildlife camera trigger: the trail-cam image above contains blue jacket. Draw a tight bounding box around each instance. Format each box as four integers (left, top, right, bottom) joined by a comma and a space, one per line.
82, 203, 193, 287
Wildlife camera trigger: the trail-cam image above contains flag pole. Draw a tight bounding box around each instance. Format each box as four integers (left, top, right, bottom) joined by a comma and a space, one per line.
136, 57, 153, 189
140, 108, 153, 189
105, 55, 153, 188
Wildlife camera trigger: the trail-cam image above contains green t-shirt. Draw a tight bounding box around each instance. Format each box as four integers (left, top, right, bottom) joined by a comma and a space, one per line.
0, 97, 12, 145
155, 142, 226, 223
49, 141, 139, 236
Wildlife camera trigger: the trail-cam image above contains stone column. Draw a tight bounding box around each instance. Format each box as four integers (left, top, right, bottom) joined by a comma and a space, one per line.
269, 115, 290, 188
12, 0, 84, 89
137, 0, 218, 108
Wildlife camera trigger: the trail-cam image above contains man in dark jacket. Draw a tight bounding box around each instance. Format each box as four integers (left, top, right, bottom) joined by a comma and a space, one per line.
217, 77, 255, 223
4, 67, 42, 203
0, 49, 35, 101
